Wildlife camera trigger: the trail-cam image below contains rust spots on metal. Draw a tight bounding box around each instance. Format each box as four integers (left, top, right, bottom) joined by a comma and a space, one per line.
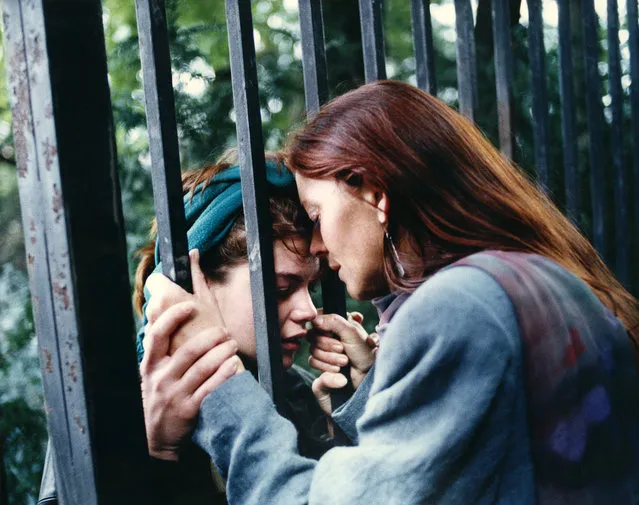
7, 39, 32, 177
28, 253, 35, 265
2, 13, 11, 42
52, 184, 62, 222
74, 416, 86, 434
52, 281, 69, 309
30, 34, 44, 67
42, 348, 52, 373
42, 138, 57, 171
29, 220, 36, 244
68, 360, 78, 383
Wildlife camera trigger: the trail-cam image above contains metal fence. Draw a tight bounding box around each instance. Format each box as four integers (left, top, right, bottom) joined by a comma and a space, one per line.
1, 0, 637, 503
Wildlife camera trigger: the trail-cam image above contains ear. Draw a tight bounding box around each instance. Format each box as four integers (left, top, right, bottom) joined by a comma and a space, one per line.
362, 186, 389, 226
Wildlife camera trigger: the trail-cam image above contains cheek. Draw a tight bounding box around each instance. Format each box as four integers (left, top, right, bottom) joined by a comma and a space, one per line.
219, 289, 256, 356
277, 301, 292, 328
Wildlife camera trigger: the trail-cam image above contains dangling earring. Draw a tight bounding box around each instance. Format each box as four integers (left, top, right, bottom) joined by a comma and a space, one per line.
385, 230, 405, 278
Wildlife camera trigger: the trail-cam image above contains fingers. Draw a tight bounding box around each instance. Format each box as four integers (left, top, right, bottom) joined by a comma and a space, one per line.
310, 345, 349, 368
309, 354, 342, 373
145, 273, 191, 324
142, 302, 196, 372
312, 313, 367, 345
169, 326, 231, 379
312, 372, 348, 416
312, 334, 344, 353
189, 249, 209, 297
348, 311, 364, 324
189, 249, 224, 325
191, 355, 243, 407
180, 339, 238, 396
313, 372, 348, 394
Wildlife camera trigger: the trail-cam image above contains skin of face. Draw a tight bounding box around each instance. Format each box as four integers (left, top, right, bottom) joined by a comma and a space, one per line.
295, 173, 389, 301
209, 237, 320, 369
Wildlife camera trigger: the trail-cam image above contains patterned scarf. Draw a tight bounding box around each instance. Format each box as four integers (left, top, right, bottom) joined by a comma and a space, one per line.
455, 251, 639, 503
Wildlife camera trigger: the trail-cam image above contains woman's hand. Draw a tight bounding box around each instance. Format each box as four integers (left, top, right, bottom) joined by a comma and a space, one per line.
145, 249, 223, 354
309, 311, 378, 415
140, 301, 244, 461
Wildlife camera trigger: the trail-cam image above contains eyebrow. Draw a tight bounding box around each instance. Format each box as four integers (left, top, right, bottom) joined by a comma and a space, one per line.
275, 271, 321, 284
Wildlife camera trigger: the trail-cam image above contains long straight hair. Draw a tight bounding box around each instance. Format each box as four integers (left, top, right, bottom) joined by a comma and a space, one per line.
286, 80, 639, 349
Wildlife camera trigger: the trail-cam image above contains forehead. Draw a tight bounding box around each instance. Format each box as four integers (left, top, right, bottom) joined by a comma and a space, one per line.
273, 237, 319, 277
294, 173, 340, 206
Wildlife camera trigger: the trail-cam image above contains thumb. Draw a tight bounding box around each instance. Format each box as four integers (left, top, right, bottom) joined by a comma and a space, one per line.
312, 372, 347, 415
189, 249, 209, 296
189, 249, 224, 324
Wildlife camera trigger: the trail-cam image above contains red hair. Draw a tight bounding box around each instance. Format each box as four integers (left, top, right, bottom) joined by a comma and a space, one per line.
286, 80, 639, 349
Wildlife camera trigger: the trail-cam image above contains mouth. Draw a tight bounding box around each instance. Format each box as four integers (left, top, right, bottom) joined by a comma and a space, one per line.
281, 334, 305, 351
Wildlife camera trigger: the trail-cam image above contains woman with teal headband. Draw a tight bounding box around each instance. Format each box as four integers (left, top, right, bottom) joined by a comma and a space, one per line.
134, 151, 376, 502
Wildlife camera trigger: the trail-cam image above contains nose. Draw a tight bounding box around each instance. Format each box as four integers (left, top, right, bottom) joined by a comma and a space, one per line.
310, 226, 327, 257
290, 288, 318, 324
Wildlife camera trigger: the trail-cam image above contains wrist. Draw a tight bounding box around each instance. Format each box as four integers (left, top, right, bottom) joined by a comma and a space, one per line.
149, 445, 180, 462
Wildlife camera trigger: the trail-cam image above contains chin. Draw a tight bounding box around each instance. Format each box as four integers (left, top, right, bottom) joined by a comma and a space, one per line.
282, 355, 294, 369
346, 277, 388, 301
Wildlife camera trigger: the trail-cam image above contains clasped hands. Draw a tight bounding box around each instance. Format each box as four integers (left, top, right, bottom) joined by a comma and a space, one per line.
140, 250, 377, 460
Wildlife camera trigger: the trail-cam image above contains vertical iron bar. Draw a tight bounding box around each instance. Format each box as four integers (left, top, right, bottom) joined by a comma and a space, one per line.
453, 0, 477, 120
225, 0, 285, 408
607, 0, 630, 286
299, 0, 329, 114
358, 0, 387, 82
557, 0, 580, 223
298, 0, 354, 416
410, 0, 437, 95
492, 0, 515, 158
582, 0, 608, 259
2, 0, 150, 503
526, 0, 550, 190
628, 0, 639, 292
135, 0, 192, 292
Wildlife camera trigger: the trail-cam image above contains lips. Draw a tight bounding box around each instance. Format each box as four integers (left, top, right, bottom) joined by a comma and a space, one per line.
281, 334, 305, 351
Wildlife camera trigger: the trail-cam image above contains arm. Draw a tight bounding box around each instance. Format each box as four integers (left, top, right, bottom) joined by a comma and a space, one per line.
193, 267, 524, 504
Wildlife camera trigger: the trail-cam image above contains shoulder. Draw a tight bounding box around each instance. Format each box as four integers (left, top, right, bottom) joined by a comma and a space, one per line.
396, 262, 517, 336
381, 263, 520, 368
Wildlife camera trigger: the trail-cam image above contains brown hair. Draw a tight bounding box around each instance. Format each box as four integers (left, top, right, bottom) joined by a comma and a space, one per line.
286, 80, 639, 348
133, 150, 312, 316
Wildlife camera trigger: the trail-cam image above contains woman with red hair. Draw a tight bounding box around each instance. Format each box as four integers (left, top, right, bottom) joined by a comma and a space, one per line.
144, 81, 639, 504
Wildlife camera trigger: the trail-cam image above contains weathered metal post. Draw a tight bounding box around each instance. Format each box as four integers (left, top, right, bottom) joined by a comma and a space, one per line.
1, 0, 151, 503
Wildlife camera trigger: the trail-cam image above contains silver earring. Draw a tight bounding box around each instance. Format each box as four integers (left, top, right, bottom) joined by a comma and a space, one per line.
385, 231, 405, 278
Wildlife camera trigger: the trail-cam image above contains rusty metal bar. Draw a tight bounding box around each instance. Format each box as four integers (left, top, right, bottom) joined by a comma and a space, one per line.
225, 0, 285, 408
526, 0, 550, 190
607, 0, 630, 286
453, 0, 477, 120
1, 0, 150, 503
299, 0, 329, 114
557, 0, 579, 223
358, 0, 387, 82
627, 0, 639, 289
582, 0, 608, 259
135, 0, 193, 292
491, 0, 515, 158
410, 0, 437, 95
